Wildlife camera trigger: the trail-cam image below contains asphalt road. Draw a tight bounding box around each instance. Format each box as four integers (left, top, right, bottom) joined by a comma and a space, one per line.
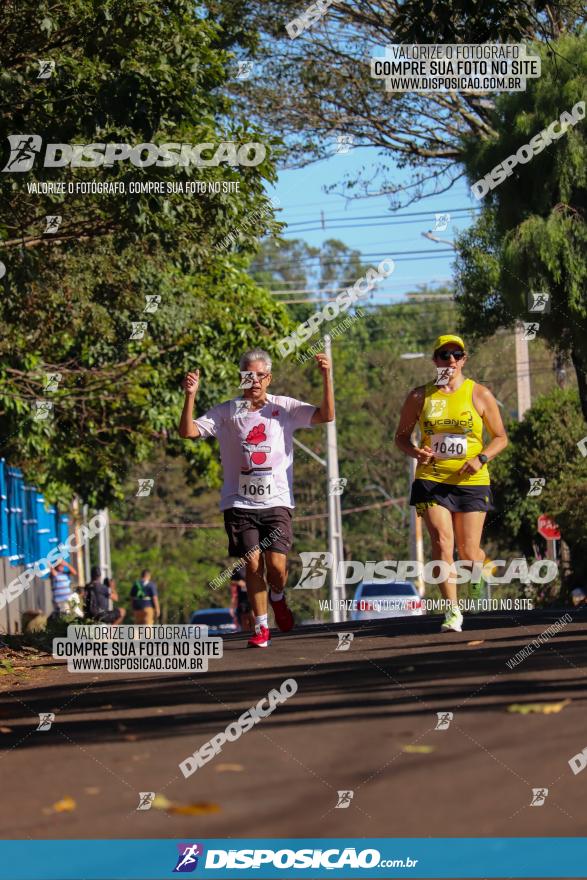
1, 608, 586, 843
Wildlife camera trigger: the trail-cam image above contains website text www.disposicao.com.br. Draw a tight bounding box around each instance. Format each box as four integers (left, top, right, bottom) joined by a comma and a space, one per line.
202, 847, 418, 870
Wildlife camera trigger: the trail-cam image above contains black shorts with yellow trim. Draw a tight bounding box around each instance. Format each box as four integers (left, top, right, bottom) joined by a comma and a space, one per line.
410, 479, 494, 516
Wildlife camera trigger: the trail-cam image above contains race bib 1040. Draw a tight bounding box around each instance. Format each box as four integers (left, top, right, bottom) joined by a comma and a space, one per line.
430, 433, 467, 460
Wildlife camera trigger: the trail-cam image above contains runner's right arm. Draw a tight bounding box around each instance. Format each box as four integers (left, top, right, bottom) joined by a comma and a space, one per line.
395, 386, 434, 465
179, 370, 201, 438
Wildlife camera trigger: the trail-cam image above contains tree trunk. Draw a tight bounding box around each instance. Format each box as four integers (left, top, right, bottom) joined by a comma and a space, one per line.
571, 347, 587, 422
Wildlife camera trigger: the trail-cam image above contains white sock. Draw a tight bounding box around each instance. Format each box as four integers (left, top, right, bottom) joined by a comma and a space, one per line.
270, 589, 284, 602
255, 614, 268, 633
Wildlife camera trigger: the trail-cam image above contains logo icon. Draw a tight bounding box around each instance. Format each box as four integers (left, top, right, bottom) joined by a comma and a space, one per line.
528, 292, 550, 313
530, 787, 548, 806
130, 321, 148, 340
336, 632, 354, 652
2, 135, 43, 172
44, 215, 62, 234
577, 436, 587, 458
173, 843, 204, 873
0, 261, 5, 279
328, 477, 347, 496
37, 60, 55, 79
36, 712, 55, 731
435, 711, 453, 730
234, 399, 251, 417
527, 477, 546, 497
335, 134, 354, 154
523, 322, 539, 340
433, 212, 450, 232
335, 790, 354, 809
44, 372, 62, 392
435, 366, 453, 386
136, 478, 155, 497
236, 60, 254, 80
293, 552, 333, 589
33, 400, 53, 420
144, 295, 161, 313
136, 792, 155, 811
428, 398, 447, 418
239, 371, 256, 390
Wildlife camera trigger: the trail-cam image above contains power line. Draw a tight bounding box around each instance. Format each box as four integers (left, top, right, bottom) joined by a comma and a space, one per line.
284, 207, 479, 228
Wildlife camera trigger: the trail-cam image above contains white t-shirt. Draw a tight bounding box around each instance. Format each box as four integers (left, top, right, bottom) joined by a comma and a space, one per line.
194, 393, 316, 511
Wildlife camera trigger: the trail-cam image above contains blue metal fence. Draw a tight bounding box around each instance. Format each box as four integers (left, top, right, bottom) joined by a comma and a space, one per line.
0, 459, 69, 572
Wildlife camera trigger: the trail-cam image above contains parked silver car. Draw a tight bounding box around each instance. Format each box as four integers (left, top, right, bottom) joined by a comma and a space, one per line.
351, 580, 424, 621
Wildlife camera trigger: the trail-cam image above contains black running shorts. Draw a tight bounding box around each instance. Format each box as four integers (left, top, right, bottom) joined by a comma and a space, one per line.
223, 506, 293, 557
410, 479, 494, 516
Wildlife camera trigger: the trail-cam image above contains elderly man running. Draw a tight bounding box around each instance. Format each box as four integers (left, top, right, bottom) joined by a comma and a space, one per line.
179, 348, 334, 647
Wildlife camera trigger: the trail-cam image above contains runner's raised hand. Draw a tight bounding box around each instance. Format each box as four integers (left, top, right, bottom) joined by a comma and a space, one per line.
182, 369, 200, 396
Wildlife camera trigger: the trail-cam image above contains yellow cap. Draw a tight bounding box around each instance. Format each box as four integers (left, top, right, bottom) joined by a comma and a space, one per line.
433, 334, 465, 353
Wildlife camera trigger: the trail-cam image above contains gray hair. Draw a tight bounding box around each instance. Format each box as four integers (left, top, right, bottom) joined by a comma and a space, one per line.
240, 348, 272, 372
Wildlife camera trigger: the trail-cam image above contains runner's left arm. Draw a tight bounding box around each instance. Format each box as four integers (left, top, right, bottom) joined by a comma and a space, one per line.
458, 385, 508, 474
310, 354, 335, 424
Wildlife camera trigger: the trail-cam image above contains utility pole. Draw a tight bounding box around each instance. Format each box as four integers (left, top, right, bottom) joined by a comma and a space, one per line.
324, 334, 346, 622
515, 322, 532, 419
97, 508, 111, 583
408, 434, 425, 595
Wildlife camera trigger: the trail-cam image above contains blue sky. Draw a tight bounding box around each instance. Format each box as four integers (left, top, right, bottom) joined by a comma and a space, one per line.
268, 145, 480, 305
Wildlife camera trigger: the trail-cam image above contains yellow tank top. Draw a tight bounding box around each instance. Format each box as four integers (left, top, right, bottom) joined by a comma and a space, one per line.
416, 378, 490, 486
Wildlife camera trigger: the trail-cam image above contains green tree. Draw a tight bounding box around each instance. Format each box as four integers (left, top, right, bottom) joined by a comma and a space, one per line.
455, 34, 587, 418
226, 1, 584, 203
0, 0, 288, 504
489, 389, 587, 589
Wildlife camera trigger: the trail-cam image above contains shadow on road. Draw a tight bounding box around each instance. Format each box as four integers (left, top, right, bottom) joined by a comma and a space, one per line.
1, 609, 585, 751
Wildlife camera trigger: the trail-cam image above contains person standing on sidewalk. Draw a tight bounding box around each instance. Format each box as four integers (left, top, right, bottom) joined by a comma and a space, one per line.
395, 335, 508, 633
49, 559, 78, 617
179, 348, 334, 648
130, 569, 160, 625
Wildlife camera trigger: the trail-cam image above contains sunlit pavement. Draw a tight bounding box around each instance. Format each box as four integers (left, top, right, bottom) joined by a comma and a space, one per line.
1, 608, 586, 839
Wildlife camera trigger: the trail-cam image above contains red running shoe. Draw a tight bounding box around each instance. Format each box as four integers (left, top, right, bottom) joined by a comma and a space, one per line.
247, 626, 271, 648
269, 594, 294, 632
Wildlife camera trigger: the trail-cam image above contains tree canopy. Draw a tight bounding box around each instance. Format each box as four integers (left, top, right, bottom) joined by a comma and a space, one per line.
0, 0, 287, 504
455, 34, 587, 418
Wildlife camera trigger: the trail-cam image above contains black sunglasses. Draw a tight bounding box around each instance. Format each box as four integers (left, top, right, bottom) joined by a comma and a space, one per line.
436, 350, 465, 361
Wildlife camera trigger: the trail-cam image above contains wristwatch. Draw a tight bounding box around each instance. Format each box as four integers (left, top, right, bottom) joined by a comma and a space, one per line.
478, 453, 489, 465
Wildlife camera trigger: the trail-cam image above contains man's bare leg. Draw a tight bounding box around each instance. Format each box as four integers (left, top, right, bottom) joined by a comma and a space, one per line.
264, 550, 287, 594
245, 550, 268, 618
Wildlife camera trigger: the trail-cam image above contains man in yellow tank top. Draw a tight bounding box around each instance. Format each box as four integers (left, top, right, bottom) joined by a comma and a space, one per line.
395, 335, 508, 633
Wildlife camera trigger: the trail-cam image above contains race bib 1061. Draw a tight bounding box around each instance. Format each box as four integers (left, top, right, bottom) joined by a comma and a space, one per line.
239, 472, 274, 499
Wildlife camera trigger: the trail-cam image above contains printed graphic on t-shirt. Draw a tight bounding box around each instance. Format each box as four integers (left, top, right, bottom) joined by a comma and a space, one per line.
239, 422, 275, 501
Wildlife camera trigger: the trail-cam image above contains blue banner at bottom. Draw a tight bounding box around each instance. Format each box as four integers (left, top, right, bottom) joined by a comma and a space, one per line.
0, 838, 586, 879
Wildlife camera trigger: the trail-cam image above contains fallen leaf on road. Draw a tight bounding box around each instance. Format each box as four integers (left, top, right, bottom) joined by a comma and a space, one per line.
215, 763, 244, 772
507, 700, 571, 715
52, 796, 76, 813
0, 726, 12, 733
84, 787, 100, 795
402, 744, 435, 754
168, 802, 221, 816
124, 734, 138, 741
0, 660, 14, 674
151, 794, 220, 815
467, 640, 485, 646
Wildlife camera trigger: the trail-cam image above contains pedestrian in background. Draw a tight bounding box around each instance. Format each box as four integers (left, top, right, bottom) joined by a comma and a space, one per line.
130, 569, 160, 624
230, 566, 254, 632
49, 559, 78, 617
84, 566, 126, 625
